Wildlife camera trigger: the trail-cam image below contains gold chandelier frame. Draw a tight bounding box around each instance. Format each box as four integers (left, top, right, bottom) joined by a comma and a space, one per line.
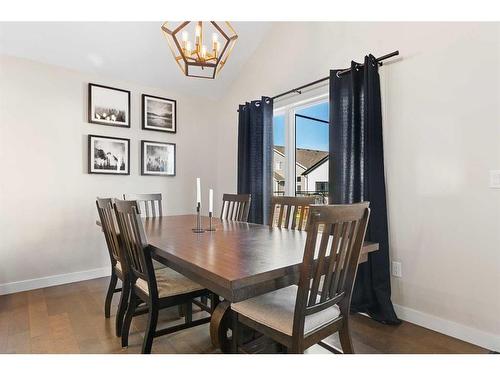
161, 21, 238, 79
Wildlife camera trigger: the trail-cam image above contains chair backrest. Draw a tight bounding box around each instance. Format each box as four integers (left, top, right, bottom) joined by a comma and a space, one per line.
292, 203, 370, 337
220, 193, 251, 222
123, 193, 163, 218
269, 196, 316, 230
113, 199, 157, 297
96, 198, 121, 267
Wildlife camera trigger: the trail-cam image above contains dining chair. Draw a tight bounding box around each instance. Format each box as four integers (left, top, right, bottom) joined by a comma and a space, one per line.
269, 196, 316, 230
113, 199, 211, 354
123, 193, 163, 217
123, 193, 197, 317
96, 197, 129, 337
196, 193, 250, 310
123, 194, 167, 271
220, 193, 251, 222
231, 203, 371, 354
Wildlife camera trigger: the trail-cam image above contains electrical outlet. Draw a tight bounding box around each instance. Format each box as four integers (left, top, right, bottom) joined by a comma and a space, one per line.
391, 261, 402, 278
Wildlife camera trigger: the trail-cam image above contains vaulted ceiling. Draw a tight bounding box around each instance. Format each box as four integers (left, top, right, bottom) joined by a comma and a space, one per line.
0, 22, 273, 99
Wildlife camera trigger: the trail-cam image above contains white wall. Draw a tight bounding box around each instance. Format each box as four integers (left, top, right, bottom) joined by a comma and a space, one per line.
305, 161, 329, 192
0, 55, 218, 293
214, 22, 500, 350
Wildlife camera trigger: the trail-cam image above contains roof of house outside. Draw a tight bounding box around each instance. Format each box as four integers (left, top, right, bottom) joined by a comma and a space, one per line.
274, 171, 284, 181
302, 155, 329, 176
273, 146, 328, 181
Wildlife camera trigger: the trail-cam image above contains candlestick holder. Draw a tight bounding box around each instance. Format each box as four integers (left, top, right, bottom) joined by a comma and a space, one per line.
192, 203, 205, 233
205, 212, 216, 231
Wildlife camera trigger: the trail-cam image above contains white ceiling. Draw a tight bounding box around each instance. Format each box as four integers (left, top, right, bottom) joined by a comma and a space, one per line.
0, 22, 273, 99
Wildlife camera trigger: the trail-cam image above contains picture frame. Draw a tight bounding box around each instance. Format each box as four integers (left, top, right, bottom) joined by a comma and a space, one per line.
88, 83, 131, 127
88, 134, 130, 175
142, 94, 177, 133
141, 140, 176, 176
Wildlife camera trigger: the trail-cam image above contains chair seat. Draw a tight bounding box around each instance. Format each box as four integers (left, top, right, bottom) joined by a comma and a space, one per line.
135, 267, 203, 298
115, 259, 165, 273
231, 285, 341, 336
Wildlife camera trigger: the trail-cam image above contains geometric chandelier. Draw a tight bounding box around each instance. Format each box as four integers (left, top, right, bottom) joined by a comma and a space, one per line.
161, 21, 238, 79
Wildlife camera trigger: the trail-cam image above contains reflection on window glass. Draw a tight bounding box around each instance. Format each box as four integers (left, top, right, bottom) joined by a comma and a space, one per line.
295, 102, 329, 203
273, 114, 285, 196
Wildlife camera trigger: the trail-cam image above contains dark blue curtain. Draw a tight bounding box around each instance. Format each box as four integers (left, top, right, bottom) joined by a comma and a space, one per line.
237, 97, 273, 224
329, 55, 401, 325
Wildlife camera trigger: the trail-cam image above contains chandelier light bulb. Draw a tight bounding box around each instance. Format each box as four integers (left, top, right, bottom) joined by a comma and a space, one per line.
182, 31, 188, 42
212, 33, 218, 52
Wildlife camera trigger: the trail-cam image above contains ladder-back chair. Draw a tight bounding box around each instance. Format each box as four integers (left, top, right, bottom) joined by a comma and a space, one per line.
123, 193, 163, 217
220, 193, 251, 222
269, 196, 316, 230
113, 199, 211, 354
96, 197, 129, 337
231, 203, 370, 354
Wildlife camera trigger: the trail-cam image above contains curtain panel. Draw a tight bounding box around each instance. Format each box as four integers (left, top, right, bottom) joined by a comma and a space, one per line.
237, 97, 273, 225
329, 55, 401, 324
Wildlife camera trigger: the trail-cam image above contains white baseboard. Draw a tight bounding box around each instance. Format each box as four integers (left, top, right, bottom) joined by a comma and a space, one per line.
0, 267, 111, 296
394, 304, 500, 352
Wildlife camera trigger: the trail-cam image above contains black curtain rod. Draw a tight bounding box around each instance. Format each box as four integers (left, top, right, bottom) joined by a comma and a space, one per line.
272, 50, 399, 101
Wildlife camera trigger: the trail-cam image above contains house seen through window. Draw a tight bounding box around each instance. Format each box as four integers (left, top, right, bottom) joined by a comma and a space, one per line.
273, 98, 329, 203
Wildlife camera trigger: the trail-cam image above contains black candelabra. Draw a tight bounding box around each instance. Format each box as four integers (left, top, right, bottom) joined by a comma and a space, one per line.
192, 202, 205, 233
206, 211, 216, 231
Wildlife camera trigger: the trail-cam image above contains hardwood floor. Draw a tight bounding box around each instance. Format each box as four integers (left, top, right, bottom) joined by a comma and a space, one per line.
0, 277, 488, 354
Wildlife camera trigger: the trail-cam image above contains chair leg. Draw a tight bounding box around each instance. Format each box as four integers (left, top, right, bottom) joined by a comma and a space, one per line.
184, 302, 192, 324
104, 272, 118, 318
281, 345, 289, 354
142, 304, 159, 354
121, 292, 139, 348
289, 343, 304, 354
339, 320, 354, 354
115, 279, 130, 337
177, 304, 185, 317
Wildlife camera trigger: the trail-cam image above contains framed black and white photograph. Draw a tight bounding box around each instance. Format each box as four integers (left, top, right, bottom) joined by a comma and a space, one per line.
88, 135, 130, 175
142, 94, 176, 133
88, 83, 130, 127
141, 140, 176, 176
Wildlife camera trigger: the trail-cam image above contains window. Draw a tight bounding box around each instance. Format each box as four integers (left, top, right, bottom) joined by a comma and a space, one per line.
273, 93, 329, 203
295, 101, 328, 197
315, 181, 328, 192
273, 113, 285, 195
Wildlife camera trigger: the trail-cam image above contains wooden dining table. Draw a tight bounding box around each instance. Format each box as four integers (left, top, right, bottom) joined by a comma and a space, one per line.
97, 214, 379, 352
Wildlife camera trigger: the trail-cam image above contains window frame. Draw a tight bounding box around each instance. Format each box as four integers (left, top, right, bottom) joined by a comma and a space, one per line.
273, 92, 329, 196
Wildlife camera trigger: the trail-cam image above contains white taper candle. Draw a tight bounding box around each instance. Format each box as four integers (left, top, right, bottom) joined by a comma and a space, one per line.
196, 178, 201, 205
209, 189, 213, 214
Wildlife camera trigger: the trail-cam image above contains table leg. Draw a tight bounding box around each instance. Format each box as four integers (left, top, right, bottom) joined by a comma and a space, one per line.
209, 300, 285, 353
210, 300, 232, 353
210, 293, 220, 312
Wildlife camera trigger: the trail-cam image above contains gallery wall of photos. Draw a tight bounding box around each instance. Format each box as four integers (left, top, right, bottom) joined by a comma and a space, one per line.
87, 83, 176, 176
